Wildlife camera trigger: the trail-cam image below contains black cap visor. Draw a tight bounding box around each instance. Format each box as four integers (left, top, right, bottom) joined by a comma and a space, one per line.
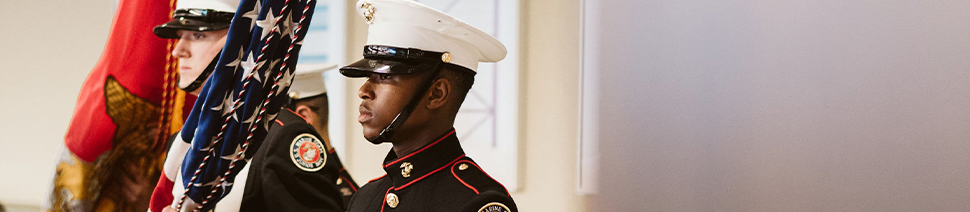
153, 18, 231, 39
340, 58, 437, 78
153, 9, 235, 39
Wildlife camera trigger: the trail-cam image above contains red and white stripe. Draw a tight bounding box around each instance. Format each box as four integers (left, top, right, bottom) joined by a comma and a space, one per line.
149, 131, 250, 212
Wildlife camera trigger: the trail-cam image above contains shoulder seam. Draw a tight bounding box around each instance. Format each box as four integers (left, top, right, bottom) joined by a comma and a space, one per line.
452, 159, 512, 196
451, 159, 479, 194
368, 174, 387, 184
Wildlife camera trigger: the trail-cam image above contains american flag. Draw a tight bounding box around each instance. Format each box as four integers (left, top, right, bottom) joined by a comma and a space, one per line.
175, 0, 316, 210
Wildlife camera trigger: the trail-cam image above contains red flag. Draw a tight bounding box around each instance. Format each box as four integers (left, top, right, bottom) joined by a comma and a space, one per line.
46, 0, 187, 211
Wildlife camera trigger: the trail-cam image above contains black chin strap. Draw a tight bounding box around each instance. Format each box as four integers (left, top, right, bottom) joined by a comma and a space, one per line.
366, 62, 445, 144
179, 51, 221, 92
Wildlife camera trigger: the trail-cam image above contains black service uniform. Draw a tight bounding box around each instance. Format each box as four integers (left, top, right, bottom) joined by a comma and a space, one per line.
346, 129, 517, 212
239, 109, 359, 211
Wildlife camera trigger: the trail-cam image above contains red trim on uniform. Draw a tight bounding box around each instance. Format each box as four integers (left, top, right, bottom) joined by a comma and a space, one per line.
328, 148, 336, 154
393, 154, 465, 191
286, 108, 310, 123
451, 159, 479, 194
380, 187, 393, 212
337, 167, 358, 190
368, 174, 388, 184
341, 176, 359, 191
383, 130, 456, 168
275, 119, 285, 126
462, 160, 513, 196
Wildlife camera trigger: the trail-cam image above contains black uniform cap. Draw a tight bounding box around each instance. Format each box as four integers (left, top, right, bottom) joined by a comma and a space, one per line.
340, 45, 449, 78
153, 8, 234, 39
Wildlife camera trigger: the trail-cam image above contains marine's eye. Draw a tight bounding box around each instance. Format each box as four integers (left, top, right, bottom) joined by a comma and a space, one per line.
379, 74, 392, 80
192, 32, 207, 40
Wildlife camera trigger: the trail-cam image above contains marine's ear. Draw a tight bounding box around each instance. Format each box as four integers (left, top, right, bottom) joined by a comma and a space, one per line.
294, 104, 317, 125
426, 77, 452, 110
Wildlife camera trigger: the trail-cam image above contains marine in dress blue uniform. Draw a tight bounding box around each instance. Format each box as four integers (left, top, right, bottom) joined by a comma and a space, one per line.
350, 130, 516, 212
237, 64, 359, 211
339, 0, 515, 211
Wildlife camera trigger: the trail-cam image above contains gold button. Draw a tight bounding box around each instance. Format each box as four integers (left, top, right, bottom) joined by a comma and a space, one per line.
386, 193, 399, 208
336, 178, 343, 185
459, 163, 469, 171
441, 52, 452, 63
288, 91, 299, 99
400, 162, 413, 178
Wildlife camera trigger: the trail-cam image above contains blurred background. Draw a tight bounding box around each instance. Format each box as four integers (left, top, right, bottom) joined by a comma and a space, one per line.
3, 0, 970, 211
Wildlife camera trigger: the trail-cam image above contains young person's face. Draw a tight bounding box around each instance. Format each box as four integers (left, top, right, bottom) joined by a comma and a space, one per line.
356, 73, 427, 140
171, 29, 229, 94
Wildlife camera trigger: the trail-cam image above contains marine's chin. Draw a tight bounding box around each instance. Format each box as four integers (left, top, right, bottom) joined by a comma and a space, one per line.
361, 127, 383, 144
177, 77, 193, 90
366, 136, 385, 145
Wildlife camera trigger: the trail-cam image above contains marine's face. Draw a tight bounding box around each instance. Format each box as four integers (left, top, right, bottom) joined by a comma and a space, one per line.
356, 73, 426, 140
171, 29, 229, 94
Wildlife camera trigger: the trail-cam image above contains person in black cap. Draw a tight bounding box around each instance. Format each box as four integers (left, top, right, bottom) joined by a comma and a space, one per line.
340, 0, 517, 211
149, 0, 354, 211
153, 0, 235, 95
147, 0, 236, 211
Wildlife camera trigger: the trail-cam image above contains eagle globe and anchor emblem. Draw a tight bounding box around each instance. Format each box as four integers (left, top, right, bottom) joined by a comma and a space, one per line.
290, 133, 327, 172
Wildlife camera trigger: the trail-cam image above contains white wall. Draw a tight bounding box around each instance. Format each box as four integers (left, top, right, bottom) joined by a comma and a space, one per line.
584, 0, 970, 211
0, 0, 115, 207
514, 0, 587, 211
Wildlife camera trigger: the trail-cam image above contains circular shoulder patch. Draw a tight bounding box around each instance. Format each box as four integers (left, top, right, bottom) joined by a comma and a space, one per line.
289, 133, 327, 172
478, 202, 511, 212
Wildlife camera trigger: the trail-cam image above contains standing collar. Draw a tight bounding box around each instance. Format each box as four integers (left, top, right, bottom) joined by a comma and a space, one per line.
382, 129, 465, 189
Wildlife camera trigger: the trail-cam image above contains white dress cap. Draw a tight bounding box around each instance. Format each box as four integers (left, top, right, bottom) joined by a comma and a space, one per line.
177, 0, 240, 13
354, 0, 507, 72
289, 63, 337, 99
